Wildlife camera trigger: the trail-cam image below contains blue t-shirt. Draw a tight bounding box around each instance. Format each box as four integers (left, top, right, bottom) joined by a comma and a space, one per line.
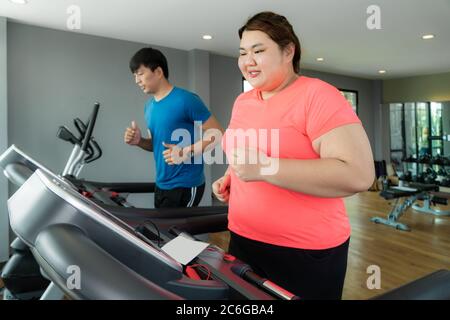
144, 87, 211, 190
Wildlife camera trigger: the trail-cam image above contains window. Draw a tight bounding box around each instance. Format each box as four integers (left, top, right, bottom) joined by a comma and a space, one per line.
416, 102, 430, 156
389, 102, 445, 176
339, 89, 358, 115
242, 79, 253, 92
430, 102, 443, 157
389, 103, 404, 166
404, 103, 417, 158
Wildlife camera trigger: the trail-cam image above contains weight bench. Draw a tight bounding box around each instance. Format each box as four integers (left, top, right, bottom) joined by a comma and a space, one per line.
412, 191, 450, 217
370, 183, 444, 231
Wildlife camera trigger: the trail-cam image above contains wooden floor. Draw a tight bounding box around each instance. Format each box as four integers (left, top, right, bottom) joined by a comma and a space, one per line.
208, 191, 450, 300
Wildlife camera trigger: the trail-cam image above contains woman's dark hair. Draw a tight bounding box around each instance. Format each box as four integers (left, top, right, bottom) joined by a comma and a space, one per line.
239, 12, 301, 74
129, 47, 169, 79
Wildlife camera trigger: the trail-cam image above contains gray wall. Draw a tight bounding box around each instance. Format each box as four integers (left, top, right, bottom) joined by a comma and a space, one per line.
372, 81, 387, 161
188, 49, 212, 205
0, 17, 8, 262
209, 54, 242, 182
6, 22, 193, 208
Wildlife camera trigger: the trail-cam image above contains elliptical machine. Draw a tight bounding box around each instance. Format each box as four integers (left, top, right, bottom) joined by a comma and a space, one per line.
55, 103, 156, 207
58, 103, 103, 178
1, 103, 105, 300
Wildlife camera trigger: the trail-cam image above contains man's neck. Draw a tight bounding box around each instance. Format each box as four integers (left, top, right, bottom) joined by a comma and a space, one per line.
153, 81, 174, 102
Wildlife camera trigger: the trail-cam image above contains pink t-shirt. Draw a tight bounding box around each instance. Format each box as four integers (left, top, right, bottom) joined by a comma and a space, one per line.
223, 76, 361, 250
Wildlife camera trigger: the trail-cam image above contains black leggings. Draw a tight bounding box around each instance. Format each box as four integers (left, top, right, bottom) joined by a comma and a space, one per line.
228, 232, 349, 300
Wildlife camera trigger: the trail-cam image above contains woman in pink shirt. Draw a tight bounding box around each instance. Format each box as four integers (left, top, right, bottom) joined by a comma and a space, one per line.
213, 12, 375, 299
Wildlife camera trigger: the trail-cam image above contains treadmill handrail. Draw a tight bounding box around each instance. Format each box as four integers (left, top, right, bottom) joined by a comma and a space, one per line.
102, 204, 228, 220
66, 177, 156, 193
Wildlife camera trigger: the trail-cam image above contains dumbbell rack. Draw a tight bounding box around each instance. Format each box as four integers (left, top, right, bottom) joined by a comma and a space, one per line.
401, 156, 450, 186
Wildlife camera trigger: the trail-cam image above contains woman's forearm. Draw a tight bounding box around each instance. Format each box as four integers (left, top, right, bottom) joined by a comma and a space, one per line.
262, 158, 373, 198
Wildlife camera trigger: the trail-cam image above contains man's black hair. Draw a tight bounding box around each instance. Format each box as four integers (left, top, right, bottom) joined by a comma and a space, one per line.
129, 47, 169, 79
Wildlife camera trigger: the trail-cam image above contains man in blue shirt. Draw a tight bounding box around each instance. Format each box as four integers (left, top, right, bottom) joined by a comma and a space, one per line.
124, 47, 223, 208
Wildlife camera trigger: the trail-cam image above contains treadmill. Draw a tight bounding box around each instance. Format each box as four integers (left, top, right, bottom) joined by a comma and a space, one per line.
7, 168, 297, 300
0, 144, 228, 299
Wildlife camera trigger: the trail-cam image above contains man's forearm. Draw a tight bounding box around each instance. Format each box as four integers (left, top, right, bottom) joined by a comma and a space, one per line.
137, 138, 153, 152
184, 136, 218, 156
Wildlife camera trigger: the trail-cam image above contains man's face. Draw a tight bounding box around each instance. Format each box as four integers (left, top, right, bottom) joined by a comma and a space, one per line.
134, 65, 161, 94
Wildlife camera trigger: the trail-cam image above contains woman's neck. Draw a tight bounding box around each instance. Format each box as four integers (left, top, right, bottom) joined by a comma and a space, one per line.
260, 71, 299, 100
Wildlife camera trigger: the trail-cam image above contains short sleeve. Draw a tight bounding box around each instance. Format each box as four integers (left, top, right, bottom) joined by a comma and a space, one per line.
305, 80, 361, 141
185, 92, 211, 124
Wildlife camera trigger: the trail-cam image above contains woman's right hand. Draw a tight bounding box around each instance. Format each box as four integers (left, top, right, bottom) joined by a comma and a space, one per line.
212, 174, 231, 203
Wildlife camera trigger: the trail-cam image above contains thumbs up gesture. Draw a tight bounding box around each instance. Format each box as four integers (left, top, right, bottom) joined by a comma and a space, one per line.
124, 121, 142, 145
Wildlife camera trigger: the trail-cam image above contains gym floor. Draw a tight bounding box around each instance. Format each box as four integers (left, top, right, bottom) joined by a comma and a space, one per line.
209, 190, 450, 300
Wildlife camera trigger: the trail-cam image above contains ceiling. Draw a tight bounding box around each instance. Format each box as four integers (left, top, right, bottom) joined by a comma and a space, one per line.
1, 0, 450, 79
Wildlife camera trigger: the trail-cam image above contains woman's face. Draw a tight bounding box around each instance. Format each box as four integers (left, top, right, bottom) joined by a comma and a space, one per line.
238, 30, 294, 92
